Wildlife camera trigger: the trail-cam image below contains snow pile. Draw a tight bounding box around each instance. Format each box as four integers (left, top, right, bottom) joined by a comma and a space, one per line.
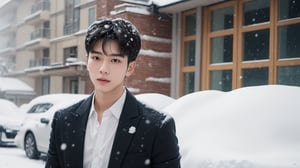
0, 99, 24, 127
0, 77, 34, 93
135, 93, 175, 110
163, 85, 300, 168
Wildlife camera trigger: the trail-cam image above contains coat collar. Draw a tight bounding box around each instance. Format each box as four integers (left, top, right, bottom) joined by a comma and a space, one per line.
69, 90, 142, 168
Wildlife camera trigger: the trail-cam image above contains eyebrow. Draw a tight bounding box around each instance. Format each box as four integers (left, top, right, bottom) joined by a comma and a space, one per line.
90, 50, 124, 57
90, 50, 102, 55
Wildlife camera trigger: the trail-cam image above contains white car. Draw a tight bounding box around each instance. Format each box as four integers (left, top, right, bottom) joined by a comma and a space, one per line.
0, 99, 24, 146
15, 93, 88, 159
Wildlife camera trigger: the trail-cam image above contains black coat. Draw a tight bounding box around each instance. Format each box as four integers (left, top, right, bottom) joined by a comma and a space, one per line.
45, 91, 181, 168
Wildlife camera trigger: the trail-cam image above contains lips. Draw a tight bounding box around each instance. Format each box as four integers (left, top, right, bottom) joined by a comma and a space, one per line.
97, 78, 110, 84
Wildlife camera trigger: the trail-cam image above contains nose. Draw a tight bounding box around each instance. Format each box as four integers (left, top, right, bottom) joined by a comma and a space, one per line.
99, 59, 110, 75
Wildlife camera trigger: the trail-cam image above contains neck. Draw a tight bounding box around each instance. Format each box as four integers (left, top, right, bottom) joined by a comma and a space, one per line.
94, 87, 125, 114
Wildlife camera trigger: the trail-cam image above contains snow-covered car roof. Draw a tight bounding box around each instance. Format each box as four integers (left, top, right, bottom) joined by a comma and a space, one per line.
0, 99, 23, 127
0, 99, 20, 116
22, 93, 89, 113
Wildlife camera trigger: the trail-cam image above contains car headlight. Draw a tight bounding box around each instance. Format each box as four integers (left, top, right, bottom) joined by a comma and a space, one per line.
5, 128, 14, 133
3, 126, 19, 133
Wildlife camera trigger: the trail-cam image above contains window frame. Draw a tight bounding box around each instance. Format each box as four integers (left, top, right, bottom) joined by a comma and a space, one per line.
180, 9, 197, 96
201, 0, 300, 91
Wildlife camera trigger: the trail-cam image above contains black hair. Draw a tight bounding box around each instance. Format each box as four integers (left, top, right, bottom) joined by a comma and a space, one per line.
85, 18, 141, 62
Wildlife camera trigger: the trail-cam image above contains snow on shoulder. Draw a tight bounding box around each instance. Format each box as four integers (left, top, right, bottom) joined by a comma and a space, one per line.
163, 85, 300, 168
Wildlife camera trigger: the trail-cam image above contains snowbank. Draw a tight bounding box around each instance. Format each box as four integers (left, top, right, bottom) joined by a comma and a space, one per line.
163, 85, 300, 168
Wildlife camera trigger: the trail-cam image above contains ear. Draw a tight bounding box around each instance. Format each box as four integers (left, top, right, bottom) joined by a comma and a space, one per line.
126, 61, 136, 77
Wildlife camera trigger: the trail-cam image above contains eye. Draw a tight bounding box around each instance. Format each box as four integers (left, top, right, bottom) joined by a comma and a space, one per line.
90, 56, 99, 61
111, 58, 121, 63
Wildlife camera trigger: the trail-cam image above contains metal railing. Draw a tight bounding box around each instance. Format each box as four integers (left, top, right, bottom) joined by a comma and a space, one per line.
29, 57, 50, 67
31, 0, 50, 14
30, 27, 50, 40
0, 40, 16, 50
63, 22, 79, 35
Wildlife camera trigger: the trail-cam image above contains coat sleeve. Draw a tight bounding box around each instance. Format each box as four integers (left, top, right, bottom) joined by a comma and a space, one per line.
151, 115, 181, 168
45, 111, 61, 168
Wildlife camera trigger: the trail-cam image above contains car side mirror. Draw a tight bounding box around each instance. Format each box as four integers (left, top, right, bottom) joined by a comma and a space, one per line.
40, 118, 50, 125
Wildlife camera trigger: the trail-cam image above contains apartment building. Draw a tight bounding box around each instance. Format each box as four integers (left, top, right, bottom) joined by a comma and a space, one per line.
0, 1, 17, 76
0, 0, 97, 98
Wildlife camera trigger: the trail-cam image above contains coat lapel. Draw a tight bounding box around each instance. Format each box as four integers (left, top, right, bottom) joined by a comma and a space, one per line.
108, 91, 141, 168
67, 94, 93, 167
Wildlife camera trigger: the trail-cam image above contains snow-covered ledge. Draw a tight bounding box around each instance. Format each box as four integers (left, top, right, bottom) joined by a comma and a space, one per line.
110, 3, 151, 15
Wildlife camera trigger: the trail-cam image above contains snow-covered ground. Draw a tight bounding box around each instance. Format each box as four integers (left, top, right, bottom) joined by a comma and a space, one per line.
0, 147, 44, 168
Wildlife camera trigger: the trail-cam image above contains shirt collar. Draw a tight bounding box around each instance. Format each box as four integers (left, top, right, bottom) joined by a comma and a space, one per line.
89, 89, 126, 120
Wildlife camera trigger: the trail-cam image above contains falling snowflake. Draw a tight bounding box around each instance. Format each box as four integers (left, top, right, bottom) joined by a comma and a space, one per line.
128, 126, 136, 134
60, 143, 67, 151
104, 24, 110, 29
144, 159, 151, 165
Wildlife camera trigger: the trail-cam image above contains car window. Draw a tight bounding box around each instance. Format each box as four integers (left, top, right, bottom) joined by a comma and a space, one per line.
27, 103, 53, 113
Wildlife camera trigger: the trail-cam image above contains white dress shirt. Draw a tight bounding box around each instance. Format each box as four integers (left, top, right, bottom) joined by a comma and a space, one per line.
83, 90, 126, 168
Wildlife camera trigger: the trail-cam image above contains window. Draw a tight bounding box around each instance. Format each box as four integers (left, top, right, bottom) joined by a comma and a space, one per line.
41, 76, 50, 95
28, 103, 53, 113
203, 1, 236, 91
43, 48, 50, 66
70, 79, 78, 93
63, 77, 79, 93
278, 65, 300, 86
64, 46, 78, 64
202, 0, 300, 91
64, 0, 80, 35
180, 9, 196, 96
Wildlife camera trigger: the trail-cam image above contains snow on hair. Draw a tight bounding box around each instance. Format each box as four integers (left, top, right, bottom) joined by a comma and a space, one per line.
85, 18, 141, 62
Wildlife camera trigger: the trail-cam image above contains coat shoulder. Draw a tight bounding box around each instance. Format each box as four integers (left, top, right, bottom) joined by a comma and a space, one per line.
137, 101, 174, 128
54, 94, 92, 119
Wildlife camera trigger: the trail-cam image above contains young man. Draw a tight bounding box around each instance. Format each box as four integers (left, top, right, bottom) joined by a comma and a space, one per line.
45, 18, 181, 168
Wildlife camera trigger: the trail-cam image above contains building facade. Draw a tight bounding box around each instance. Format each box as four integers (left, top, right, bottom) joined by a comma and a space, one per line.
1, 0, 299, 102
0, 0, 173, 102
0, 0, 97, 98
159, 0, 300, 97
94, 0, 300, 98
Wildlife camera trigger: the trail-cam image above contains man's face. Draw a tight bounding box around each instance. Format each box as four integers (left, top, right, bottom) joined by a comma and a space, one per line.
86, 39, 136, 94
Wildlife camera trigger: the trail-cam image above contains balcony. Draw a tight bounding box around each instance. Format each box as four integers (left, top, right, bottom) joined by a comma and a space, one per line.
0, 41, 16, 57
0, 23, 16, 35
24, 28, 50, 50
64, 22, 79, 35
29, 57, 50, 68
0, 62, 16, 75
24, 1, 50, 25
